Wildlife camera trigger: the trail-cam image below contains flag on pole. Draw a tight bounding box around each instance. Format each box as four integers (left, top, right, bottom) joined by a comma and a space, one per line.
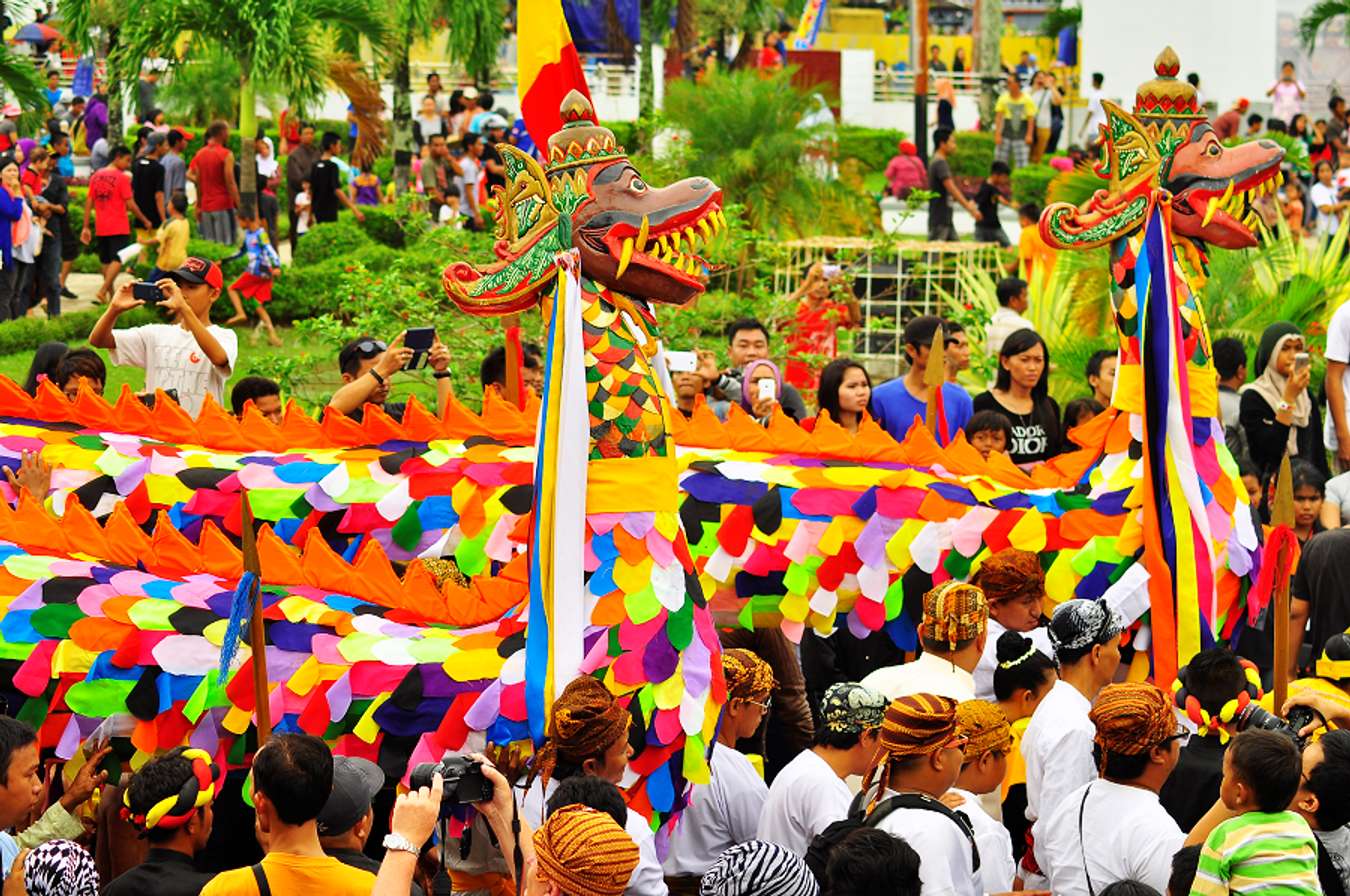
792, 0, 829, 50
517, 0, 594, 150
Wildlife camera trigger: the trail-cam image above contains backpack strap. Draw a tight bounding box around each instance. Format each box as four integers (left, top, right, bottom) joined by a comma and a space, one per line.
861, 791, 982, 873
1078, 784, 1095, 896
251, 863, 272, 896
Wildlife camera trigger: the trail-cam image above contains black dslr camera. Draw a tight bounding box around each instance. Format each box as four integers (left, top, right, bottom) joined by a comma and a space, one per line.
408, 755, 493, 809
1235, 702, 1319, 746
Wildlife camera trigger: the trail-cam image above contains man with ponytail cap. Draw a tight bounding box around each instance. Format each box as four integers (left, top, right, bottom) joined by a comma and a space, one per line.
1037, 682, 1186, 896
105, 747, 219, 896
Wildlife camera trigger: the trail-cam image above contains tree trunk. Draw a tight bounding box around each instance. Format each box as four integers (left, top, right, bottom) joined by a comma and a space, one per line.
391, 40, 413, 194
238, 74, 258, 219
105, 26, 123, 146
638, 10, 654, 122
976, 0, 1002, 130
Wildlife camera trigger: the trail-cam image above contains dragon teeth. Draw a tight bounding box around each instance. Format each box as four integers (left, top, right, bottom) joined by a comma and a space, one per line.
698, 218, 712, 241
1202, 197, 1219, 228
684, 226, 698, 249
616, 238, 634, 279
636, 216, 649, 253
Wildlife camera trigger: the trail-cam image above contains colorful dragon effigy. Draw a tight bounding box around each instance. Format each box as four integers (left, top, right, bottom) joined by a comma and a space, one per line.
0, 50, 1281, 841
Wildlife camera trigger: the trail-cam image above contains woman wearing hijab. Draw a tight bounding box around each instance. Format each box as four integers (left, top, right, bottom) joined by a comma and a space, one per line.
255, 134, 281, 248
740, 358, 784, 426
1240, 321, 1328, 480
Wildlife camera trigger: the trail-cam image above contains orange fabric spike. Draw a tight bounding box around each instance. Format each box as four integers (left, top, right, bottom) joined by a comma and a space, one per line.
765, 410, 817, 455
1067, 406, 1115, 451
894, 418, 946, 468
1103, 410, 1133, 455
199, 519, 244, 579
131, 719, 158, 755
195, 394, 253, 451
320, 405, 370, 446
807, 410, 857, 459
103, 502, 154, 567
60, 497, 112, 559
918, 488, 965, 522
13, 491, 69, 555
361, 403, 411, 444
508, 512, 533, 544
723, 404, 776, 452
468, 577, 528, 624
111, 384, 156, 434
522, 386, 542, 420
300, 528, 359, 594
256, 524, 307, 586
235, 403, 286, 453
852, 415, 906, 463
278, 400, 327, 449
401, 560, 451, 620
1059, 508, 1124, 542
352, 538, 404, 608
0, 376, 35, 417
0, 497, 19, 545
149, 391, 200, 445
669, 395, 726, 449
456, 486, 487, 539
401, 395, 448, 442
70, 382, 118, 430
480, 387, 536, 443
32, 379, 75, 423
440, 392, 494, 440
150, 514, 204, 576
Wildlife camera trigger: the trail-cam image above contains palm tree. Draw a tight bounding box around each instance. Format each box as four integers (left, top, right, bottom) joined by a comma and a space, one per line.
1299, 0, 1350, 50
66, 0, 390, 218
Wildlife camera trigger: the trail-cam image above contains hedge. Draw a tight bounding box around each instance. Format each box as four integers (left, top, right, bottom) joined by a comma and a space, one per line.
1011, 164, 1057, 206
837, 126, 907, 173
292, 219, 376, 266
0, 304, 156, 356
948, 131, 995, 179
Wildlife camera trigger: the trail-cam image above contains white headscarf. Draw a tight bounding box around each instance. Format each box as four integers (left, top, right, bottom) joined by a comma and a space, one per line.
256, 136, 278, 178
1241, 330, 1310, 455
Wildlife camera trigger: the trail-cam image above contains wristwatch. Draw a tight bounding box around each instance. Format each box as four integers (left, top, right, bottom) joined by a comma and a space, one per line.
433, 371, 452, 380
383, 832, 419, 855
1277, 400, 1293, 413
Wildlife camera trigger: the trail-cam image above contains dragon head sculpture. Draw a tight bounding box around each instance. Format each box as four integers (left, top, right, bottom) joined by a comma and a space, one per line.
1041, 47, 1284, 252
444, 91, 725, 316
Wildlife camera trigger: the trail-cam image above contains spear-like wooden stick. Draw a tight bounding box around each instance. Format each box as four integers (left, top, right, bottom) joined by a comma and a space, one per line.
242, 495, 272, 746
1271, 454, 1295, 713
924, 325, 946, 437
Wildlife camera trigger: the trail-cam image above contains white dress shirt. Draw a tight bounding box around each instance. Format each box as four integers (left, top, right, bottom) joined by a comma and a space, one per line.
860, 651, 976, 702
757, 748, 852, 857
974, 620, 1054, 701
950, 786, 1016, 893
986, 306, 1036, 355
872, 791, 981, 896
1037, 779, 1184, 896
664, 744, 766, 875
1022, 678, 1097, 870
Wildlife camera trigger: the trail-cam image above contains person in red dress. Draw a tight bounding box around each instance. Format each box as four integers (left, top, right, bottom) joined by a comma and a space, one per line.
784, 261, 860, 394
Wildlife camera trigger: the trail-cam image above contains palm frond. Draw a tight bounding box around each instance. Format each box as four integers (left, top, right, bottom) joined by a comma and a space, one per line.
1298, 0, 1350, 50
0, 47, 50, 131
1046, 162, 1105, 208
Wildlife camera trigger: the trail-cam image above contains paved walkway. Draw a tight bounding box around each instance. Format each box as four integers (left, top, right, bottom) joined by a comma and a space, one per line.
880, 196, 1025, 242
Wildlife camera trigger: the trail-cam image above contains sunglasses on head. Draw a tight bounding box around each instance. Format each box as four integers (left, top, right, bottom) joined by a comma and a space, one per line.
343, 339, 386, 363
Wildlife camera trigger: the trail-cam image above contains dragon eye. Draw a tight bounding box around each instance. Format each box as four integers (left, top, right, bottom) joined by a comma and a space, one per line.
630, 177, 647, 192
1207, 143, 1221, 156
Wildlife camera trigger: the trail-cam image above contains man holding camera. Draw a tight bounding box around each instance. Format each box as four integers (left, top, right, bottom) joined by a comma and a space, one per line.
327, 331, 454, 424
318, 756, 426, 896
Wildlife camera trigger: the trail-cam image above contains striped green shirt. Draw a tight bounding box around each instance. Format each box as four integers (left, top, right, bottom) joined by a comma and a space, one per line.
1190, 810, 1321, 896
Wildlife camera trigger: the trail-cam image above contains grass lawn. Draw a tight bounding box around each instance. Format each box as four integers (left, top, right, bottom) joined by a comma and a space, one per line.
0, 323, 445, 415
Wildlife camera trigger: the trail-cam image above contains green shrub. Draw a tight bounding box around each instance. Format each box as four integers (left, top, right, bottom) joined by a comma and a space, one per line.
372, 156, 394, 184
1011, 164, 1057, 206
268, 256, 353, 323
0, 305, 156, 356
838, 126, 907, 173
71, 254, 102, 275
948, 130, 995, 179
291, 218, 374, 267
605, 120, 639, 154
357, 207, 408, 248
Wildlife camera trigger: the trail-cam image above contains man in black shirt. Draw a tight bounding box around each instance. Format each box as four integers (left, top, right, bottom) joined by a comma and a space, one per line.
480, 113, 509, 194
285, 122, 320, 250
310, 131, 365, 225
132, 131, 167, 230
318, 757, 427, 896
1291, 527, 1350, 675
973, 159, 1012, 246
1158, 647, 1247, 831
104, 747, 217, 896
927, 127, 979, 242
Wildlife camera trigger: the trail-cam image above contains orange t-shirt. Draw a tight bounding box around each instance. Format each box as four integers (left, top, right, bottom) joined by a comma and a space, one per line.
200, 852, 376, 896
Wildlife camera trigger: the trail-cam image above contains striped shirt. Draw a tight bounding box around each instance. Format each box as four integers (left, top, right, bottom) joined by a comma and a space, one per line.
1190, 810, 1321, 896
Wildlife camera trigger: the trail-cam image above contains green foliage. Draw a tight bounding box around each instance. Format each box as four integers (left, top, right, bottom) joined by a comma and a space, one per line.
947, 131, 995, 179
1039, 0, 1081, 38
837, 126, 908, 173
1046, 163, 1105, 209
0, 305, 156, 357
1222, 131, 1310, 172
291, 218, 375, 266
662, 68, 876, 235
604, 120, 641, 154
445, 0, 506, 83
1298, 0, 1350, 50
1011, 164, 1057, 206
156, 45, 286, 125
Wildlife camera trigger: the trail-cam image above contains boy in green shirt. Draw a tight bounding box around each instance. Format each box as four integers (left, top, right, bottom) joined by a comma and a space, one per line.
1190, 729, 1320, 896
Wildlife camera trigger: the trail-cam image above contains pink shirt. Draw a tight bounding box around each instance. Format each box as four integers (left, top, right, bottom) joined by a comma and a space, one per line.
1270, 79, 1305, 123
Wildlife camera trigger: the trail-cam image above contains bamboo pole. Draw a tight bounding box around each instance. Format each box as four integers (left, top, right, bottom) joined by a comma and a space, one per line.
241, 496, 272, 746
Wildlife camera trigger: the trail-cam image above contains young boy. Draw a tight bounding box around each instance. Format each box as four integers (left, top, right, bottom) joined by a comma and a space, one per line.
974, 160, 1014, 246
1190, 730, 1321, 896
224, 211, 282, 346
88, 256, 238, 417
1015, 202, 1054, 282
293, 179, 313, 237
950, 699, 1016, 894
966, 410, 1013, 461
146, 191, 189, 281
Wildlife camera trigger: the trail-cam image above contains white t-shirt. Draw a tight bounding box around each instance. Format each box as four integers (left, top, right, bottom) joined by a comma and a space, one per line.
294, 191, 312, 234
1327, 473, 1350, 526
1270, 79, 1306, 123
861, 651, 976, 703
1312, 181, 1342, 238
457, 155, 482, 216
1084, 87, 1108, 136
1324, 300, 1350, 451
1032, 88, 1055, 129
663, 744, 766, 876
986, 306, 1036, 355
872, 794, 980, 896
1023, 679, 1097, 869
950, 787, 1016, 894
757, 748, 852, 857
1037, 779, 1184, 896
520, 778, 668, 896
110, 323, 238, 418
974, 620, 1054, 701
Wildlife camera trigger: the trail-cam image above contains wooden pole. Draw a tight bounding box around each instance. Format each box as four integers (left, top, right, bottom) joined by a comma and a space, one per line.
914, 0, 930, 161
1271, 454, 1295, 713
241, 496, 272, 746
923, 325, 945, 436
503, 313, 524, 408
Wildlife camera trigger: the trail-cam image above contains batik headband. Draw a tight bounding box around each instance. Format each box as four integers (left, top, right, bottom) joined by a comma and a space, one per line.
120, 748, 222, 832
1171, 657, 1263, 744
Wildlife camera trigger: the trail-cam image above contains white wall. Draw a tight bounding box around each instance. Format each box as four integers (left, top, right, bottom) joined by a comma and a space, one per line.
1080, 0, 1278, 115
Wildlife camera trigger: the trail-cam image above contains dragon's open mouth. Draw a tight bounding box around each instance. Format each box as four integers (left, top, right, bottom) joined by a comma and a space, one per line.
595, 200, 727, 289
1173, 165, 1283, 233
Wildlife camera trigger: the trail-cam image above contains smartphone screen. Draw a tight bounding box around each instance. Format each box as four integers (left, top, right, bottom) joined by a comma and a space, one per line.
666, 350, 698, 373
757, 378, 777, 401
404, 327, 435, 371
1295, 351, 1311, 373
131, 281, 163, 303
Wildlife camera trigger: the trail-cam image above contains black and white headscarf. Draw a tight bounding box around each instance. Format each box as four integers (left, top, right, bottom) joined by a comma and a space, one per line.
1047, 598, 1125, 658
700, 840, 819, 896
23, 839, 99, 896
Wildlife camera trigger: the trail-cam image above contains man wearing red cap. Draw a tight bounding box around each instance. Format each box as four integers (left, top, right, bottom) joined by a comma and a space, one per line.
1213, 98, 1249, 141
89, 256, 238, 417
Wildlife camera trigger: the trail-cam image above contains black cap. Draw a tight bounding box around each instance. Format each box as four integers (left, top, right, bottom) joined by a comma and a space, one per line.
171, 256, 223, 289
316, 756, 385, 837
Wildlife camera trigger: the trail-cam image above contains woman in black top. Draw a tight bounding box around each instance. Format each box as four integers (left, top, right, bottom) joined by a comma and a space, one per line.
1239, 321, 1329, 481
972, 327, 1062, 464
